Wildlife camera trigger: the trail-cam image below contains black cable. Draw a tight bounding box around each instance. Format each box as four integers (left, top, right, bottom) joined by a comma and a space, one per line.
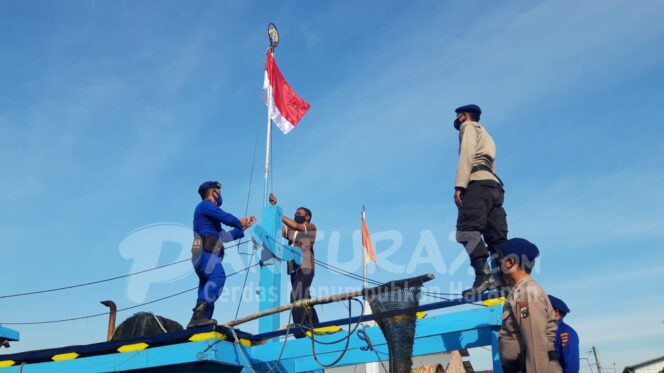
0, 240, 249, 300
304, 298, 364, 346
1, 263, 261, 325
308, 298, 362, 368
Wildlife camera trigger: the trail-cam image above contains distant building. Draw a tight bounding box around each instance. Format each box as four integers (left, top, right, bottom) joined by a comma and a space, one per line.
623, 356, 664, 373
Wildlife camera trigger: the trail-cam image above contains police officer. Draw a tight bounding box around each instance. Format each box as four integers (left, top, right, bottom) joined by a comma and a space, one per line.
453, 104, 508, 296
498, 238, 562, 373
187, 181, 255, 329
548, 295, 580, 373
269, 193, 319, 337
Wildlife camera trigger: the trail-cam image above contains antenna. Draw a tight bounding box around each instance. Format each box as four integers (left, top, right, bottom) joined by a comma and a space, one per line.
592, 346, 603, 373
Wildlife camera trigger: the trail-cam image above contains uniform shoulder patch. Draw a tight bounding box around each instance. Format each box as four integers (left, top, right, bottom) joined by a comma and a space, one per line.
518, 301, 529, 318
561, 332, 569, 347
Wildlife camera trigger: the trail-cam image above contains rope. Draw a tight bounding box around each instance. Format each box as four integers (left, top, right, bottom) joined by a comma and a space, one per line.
357, 324, 389, 372
234, 242, 259, 320
1, 263, 260, 325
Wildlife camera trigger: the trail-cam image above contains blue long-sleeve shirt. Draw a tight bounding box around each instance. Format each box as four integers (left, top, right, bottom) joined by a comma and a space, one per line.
193, 200, 244, 241
555, 320, 580, 373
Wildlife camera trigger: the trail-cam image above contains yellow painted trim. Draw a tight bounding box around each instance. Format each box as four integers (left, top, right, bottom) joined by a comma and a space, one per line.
386, 314, 415, 324
305, 325, 343, 337
189, 331, 225, 342
52, 352, 79, 361
482, 297, 506, 306
239, 338, 252, 347
117, 342, 149, 353
0, 360, 15, 368
416, 311, 427, 319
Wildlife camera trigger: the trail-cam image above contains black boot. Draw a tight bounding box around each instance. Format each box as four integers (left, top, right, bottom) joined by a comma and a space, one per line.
462, 257, 501, 297
488, 255, 511, 294
186, 301, 217, 329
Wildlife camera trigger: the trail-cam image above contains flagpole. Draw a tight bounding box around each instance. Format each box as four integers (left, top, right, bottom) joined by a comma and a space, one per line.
264, 24, 279, 207
362, 205, 367, 291
361, 206, 381, 373
263, 80, 272, 207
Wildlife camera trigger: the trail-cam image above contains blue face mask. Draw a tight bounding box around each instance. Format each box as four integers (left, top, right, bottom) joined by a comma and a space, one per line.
294, 215, 306, 224
215, 192, 223, 206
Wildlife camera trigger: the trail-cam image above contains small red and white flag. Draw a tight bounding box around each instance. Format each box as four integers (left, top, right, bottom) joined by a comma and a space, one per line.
361, 208, 377, 266
263, 52, 311, 134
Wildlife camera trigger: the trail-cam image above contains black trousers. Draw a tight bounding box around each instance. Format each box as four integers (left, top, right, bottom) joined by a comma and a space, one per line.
456, 180, 508, 261
290, 268, 319, 334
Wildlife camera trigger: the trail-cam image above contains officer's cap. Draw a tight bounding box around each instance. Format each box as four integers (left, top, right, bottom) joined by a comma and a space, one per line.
455, 104, 482, 115
500, 238, 540, 262
198, 181, 221, 197
548, 295, 570, 315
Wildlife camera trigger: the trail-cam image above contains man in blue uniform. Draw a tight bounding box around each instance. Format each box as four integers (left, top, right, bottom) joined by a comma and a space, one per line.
548, 295, 580, 373
187, 181, 255, 329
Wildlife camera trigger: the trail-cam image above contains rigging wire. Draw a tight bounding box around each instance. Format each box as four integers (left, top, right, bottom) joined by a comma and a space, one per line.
234, 242, 259, 320
265, 235, 489, 304
1, 263, 260, 326
0, 240, 249, 300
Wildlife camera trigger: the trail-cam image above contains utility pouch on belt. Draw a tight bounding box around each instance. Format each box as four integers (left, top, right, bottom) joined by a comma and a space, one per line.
287, 260, 297, 275
191, 234, 203, 261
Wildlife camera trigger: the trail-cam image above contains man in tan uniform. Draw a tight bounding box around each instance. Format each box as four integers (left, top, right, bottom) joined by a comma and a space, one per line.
498, 238, 562, 373
453, 104, 508, 296
269, 193, 319, 337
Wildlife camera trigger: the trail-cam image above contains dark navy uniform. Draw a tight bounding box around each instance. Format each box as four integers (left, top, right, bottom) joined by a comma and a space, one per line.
548, 295, 580, 373
188, 181, 245, 328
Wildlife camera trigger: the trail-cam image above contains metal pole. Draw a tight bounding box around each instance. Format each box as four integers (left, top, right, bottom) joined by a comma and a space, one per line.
592, 346, 603, 373
263, 78, 272, 207
362, 206, 366, 290
100, 300, 117, 341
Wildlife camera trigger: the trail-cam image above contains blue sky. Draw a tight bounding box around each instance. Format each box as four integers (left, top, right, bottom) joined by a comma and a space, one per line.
1, 0, 663, 370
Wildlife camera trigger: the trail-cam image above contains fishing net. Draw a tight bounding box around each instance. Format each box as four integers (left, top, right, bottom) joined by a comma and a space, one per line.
111, 312, 183, 341
364, 275, 428, 373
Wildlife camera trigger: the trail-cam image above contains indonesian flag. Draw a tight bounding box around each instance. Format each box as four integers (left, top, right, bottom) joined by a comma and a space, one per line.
361, 209, 377, 266
263, 52, 311, 134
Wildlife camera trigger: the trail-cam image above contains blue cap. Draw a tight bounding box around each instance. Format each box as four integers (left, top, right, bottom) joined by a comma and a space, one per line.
548, 295, 570, 315
198, 181, 221, 197
455, 104, 482, 115
500, 238, 540, 262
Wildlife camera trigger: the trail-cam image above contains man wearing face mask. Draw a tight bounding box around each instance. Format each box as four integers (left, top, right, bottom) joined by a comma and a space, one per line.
453, 104, 508, 297
187, 181, 256, 329
498, 238, 562, 373
269, 193, 319, 337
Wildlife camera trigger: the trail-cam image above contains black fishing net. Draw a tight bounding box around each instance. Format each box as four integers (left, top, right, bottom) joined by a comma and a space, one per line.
112, 312, 183, 341
364, 276, 427, 373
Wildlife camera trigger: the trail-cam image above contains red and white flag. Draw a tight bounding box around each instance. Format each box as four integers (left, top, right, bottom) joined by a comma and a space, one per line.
263, 52, 311, 134
361, 209, 377, 266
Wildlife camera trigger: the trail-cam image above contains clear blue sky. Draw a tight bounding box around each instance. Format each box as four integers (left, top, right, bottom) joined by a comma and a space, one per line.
1, 0, 663, 371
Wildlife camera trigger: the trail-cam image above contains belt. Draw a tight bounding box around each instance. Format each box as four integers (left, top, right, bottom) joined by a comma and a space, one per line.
471, 164, 504, 186
192, 234, 224, 256
548, 350, 558, 361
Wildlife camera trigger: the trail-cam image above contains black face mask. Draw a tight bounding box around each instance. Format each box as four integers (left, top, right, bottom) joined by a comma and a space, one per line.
454, 118, 462, 131
294, 215, 306, 224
